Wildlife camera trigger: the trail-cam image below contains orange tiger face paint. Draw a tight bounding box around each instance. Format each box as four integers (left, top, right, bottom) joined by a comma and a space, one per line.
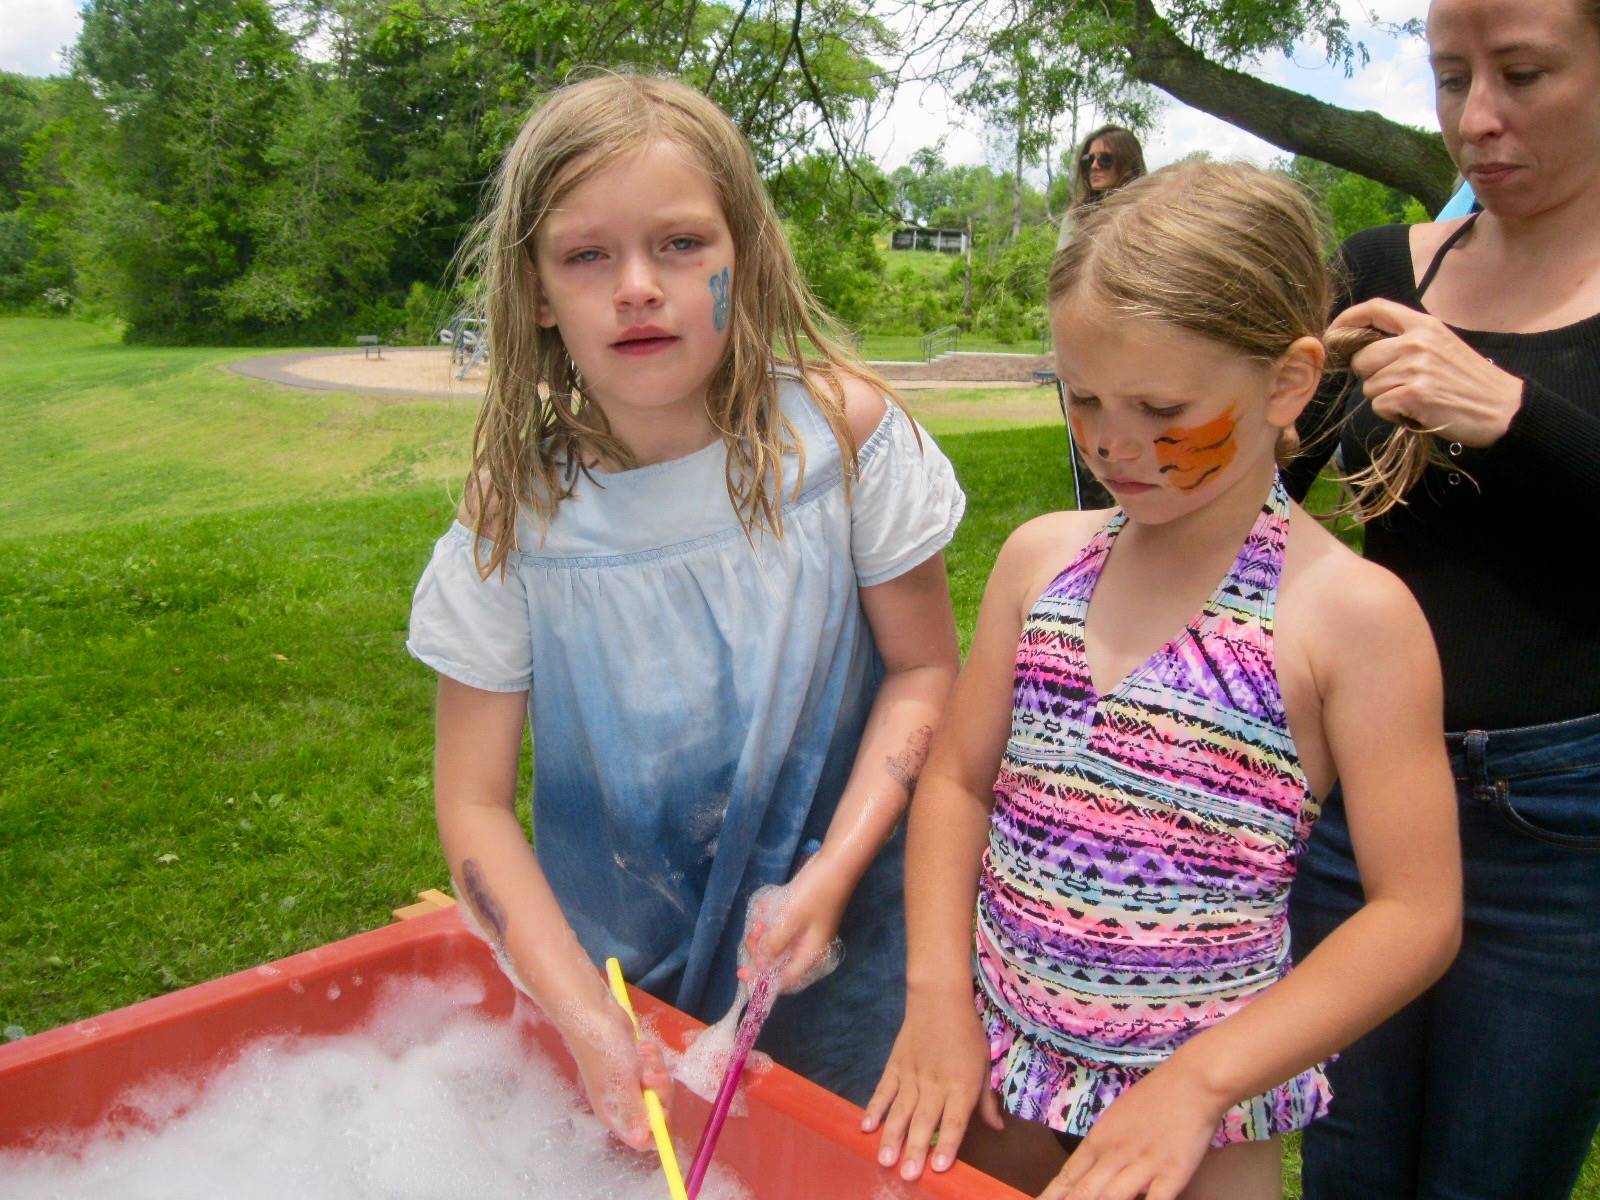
1153, 409, 1238, 491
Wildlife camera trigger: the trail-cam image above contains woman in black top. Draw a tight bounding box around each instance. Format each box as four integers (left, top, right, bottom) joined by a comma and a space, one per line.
1285, 1, 1600, 1197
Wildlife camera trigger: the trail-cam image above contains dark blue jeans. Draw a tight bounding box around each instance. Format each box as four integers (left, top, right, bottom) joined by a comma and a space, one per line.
1290, 713, 1600, 1200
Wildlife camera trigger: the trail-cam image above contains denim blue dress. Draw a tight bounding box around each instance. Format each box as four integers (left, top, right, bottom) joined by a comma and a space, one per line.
407, 378, 964, 1102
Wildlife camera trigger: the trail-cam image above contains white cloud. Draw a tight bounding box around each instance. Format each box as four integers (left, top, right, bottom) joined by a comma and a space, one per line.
863, 77, 986, 170
1343, 37, 1436, 131
0, 0, 81, 77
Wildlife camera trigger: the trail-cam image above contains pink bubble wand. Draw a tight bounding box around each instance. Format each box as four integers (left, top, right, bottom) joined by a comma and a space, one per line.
683, 964, 781, 1199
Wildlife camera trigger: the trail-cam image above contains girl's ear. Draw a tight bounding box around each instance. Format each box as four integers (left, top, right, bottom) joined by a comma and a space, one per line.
1265, 336, 1326, 427
528, 265, 558, 328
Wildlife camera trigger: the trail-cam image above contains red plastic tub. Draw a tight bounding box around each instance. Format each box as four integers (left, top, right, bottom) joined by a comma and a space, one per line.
0, 907, 1023, 1198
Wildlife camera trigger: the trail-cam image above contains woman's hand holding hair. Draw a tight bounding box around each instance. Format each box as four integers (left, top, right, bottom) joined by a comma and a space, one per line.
1038, 1063, 1224, 1200
860, 984, 1004, 1181
1329, 298, 1524, 447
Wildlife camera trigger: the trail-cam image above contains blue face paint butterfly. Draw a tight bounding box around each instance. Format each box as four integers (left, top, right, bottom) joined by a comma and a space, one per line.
709, 266, 730, 332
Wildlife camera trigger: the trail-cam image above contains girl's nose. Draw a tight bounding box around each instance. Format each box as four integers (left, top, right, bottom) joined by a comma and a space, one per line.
1093, 425, 1142, 463
614, 254, 663, 309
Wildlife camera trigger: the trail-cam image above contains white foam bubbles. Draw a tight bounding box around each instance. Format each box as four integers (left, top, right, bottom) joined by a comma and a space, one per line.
1, 974, 753, 1200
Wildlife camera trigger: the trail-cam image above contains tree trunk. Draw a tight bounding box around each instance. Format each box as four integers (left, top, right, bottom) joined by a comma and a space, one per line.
1120, 0, 1457, 212
1011, 129, 1024, 240
1043, 123, 1055, 220
963, 216, 973, 317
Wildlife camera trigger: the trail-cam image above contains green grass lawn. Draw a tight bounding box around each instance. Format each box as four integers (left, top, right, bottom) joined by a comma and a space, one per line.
0, 318, 1069, 1037
1, 318, 1594, 1198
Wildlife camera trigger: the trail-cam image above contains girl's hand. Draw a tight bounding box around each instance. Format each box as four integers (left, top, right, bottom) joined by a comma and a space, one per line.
1329, 298, 1523, 448
1039, 1066, 1223, 1200
743, 857, 852, 994
861, 989, 1004, 1181
556, 990, 675, 1151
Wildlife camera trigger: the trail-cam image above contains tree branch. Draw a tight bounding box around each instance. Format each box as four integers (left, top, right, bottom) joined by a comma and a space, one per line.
1122, 0, 1454, 209
792, 6, 902, 222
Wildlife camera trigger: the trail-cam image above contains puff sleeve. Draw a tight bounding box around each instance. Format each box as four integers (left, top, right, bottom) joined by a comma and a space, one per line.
406, 522, 533, 693
849, 404, 966, 587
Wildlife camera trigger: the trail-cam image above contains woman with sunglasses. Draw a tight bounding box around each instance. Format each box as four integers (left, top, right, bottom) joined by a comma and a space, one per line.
1057, 126, 1147, 252
1057, 126, 1148, 509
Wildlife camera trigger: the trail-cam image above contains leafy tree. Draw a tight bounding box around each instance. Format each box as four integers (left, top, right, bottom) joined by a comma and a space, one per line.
69, 0, 298, 337
219, 71, 397, 325
0, 73, 46, 211
769, 151, 891, 328
1285, 155, 1429, 244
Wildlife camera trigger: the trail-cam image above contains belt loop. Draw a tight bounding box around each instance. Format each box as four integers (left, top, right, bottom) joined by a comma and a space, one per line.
1464, 729, 1489, 790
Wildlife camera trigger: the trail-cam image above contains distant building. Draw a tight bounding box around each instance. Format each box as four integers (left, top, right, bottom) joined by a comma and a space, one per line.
891, 226, 968, 254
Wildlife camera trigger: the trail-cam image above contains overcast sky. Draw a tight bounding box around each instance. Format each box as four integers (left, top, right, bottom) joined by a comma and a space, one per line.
1, 0, 1433, 173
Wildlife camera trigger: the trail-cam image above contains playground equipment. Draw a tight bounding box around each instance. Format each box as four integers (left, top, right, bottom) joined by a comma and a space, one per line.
441, 314, 489, 380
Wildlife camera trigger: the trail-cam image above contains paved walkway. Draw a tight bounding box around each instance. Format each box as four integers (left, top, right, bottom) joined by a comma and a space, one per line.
226, 346, 1054, 400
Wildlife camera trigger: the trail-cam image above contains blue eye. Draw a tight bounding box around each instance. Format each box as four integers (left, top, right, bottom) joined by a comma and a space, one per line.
567, 249, 603, 264
667, 236, 701, 252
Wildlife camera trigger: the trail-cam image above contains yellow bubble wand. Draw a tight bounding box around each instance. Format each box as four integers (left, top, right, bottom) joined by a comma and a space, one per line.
605, 957, 688, 1200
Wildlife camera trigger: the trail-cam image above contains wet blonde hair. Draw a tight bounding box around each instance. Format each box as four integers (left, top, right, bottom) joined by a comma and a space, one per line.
462, 73, 890, 576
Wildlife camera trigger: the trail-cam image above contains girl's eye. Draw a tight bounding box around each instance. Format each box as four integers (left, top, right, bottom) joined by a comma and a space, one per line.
1505, 69, 1544, 87
1143, 404, 1185, 420
666, 236, 701, 252
567, 249, 603, 265
1066, 392, 1099, 409
1435, 73, 1467, 93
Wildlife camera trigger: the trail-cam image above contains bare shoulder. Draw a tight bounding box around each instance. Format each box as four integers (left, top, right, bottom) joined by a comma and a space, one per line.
805, 368, 891, 452
994, 508, 1104, 610
1407, 215, 1473, 278
456, 466, 503, 527
1282, 508, 1432, 655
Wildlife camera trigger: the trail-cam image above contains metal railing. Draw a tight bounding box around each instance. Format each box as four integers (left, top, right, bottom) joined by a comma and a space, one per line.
921, 325, 960, 362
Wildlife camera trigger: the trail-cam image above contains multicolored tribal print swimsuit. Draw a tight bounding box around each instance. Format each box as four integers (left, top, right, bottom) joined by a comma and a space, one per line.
975, 474, 1331, 1146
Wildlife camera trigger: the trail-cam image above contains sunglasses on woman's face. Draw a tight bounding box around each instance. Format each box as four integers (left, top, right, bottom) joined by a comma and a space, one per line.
1081, 152, 1117, 170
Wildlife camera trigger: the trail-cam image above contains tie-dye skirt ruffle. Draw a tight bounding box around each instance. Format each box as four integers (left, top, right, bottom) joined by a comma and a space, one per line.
975, 978, 1332, 1146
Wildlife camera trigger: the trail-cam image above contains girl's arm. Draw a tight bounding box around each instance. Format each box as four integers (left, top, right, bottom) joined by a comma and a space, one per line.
434, 676, 670, 1151
749, 549, 960, 987
1048, 560, 1461, 1200
860, 517, 1067, 1181
749, 377, 964, 987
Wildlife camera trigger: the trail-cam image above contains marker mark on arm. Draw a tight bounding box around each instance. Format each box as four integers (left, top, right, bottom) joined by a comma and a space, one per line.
461, 858, 508, 949
884, 724, 935, 792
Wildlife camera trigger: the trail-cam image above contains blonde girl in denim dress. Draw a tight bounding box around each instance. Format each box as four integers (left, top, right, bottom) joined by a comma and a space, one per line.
407, 75, 964, 1150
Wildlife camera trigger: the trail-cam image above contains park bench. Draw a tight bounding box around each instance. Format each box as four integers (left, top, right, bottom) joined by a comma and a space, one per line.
356, 334, 384, 360
1033, 368, 1057, 385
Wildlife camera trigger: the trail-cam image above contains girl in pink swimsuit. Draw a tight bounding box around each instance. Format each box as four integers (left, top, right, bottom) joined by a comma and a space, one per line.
863, 162, 1465, 1200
